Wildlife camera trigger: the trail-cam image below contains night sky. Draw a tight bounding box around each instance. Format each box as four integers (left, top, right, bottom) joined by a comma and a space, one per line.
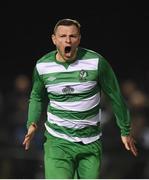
0, 1, 149, 92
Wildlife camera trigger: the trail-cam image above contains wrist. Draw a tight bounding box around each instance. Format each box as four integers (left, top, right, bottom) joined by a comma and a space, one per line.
30, 123, 38, 130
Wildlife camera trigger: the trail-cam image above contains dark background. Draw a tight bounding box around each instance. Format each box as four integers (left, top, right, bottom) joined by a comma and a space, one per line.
0, 1, 149, 92
0, 0, 149, 178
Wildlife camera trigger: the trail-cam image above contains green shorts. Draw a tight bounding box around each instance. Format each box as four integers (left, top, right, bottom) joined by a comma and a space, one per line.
44, 134, 102, 179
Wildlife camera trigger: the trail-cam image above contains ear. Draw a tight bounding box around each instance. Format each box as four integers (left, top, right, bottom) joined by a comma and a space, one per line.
79, 35, 81, 43
77, 35, 81, 45
79, 34, 81, 40
51, 34, 56, 45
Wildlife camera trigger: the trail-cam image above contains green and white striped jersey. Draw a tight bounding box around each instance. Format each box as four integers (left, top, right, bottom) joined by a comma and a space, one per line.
27, 47, 131, 144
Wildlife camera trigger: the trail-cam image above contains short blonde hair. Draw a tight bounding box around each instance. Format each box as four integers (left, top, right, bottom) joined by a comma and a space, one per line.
53, 18, 81, 34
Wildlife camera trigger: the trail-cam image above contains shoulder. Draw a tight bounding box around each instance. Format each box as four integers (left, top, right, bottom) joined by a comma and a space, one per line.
36, 50, 56, 64
34, 50, 56, 75
78, 47, 105, 60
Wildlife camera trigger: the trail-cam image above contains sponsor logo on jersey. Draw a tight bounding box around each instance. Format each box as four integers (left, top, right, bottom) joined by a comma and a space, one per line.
62, 86, 74, 94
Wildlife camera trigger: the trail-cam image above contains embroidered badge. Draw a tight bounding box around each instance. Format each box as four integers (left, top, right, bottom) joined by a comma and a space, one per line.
79, 69, 88, 81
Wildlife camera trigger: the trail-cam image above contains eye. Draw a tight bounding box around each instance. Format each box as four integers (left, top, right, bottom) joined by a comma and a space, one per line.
70, 35, 78, 38
60, 35, 66, 38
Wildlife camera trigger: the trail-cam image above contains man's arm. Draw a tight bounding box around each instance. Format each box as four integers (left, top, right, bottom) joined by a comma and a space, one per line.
23, 123, 37, 150
121, 135, 138, 156
23, 67, 47, 150
99, 56, 138, 156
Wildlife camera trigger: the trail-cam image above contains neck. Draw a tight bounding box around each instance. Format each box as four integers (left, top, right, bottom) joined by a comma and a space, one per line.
56, 53, 68, 63
56, 49, 78, 63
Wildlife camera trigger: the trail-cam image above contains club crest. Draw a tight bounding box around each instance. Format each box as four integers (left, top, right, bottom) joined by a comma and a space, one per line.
79, 69, 88, 81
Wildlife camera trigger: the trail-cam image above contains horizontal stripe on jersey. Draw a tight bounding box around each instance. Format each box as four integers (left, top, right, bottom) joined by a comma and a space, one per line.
47, 112, 101, 129
42, 70, 98, 85
48, 104, 100, 120
36, 58, 99, 75
48, 86, 100, 102
45, 121, 101, 138
50, 93, 100, 111
46, 81, 97, 94
45, 125, 102, 144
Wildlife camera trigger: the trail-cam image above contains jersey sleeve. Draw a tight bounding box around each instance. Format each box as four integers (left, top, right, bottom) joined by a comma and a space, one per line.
27, 66, 47, 128
99, 56, 131, 136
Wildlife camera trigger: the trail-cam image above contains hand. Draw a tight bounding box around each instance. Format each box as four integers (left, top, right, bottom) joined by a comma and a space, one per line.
121, 135, 138, 157
23, 123, 37, 150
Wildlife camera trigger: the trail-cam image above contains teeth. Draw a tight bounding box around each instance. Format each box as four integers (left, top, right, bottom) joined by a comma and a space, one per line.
65, 46, 71, 53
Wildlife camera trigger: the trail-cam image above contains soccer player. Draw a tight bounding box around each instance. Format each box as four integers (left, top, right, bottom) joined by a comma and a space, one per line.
23, 18, 138, 179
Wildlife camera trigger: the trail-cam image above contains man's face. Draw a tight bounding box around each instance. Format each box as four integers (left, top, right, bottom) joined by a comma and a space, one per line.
52, 25, 81, 61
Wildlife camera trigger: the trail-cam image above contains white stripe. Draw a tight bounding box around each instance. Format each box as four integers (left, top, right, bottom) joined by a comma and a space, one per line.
50, 93, 100, 111
47, 112, 101, 129
36, 58, 99, 75
46, 81, 97, 94
45, 123, 102, 144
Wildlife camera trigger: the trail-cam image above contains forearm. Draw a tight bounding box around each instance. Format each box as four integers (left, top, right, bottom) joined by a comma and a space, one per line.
27, 100, 43, 128
26, 67, 47, 128
108, 92, 131, 135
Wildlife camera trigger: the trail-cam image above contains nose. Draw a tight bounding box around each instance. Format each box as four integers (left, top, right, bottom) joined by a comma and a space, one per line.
65, 36, 71, 43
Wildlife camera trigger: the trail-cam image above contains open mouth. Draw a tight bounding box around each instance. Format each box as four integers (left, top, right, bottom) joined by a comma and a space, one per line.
65, 46, 71, 53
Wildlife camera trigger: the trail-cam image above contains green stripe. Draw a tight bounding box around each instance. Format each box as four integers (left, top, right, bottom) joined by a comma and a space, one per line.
48, 86, 100, 102
42, 70, 98, 85
37, 50, 56, 63
48, 104, 100, 120
46, 121, 101, 138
